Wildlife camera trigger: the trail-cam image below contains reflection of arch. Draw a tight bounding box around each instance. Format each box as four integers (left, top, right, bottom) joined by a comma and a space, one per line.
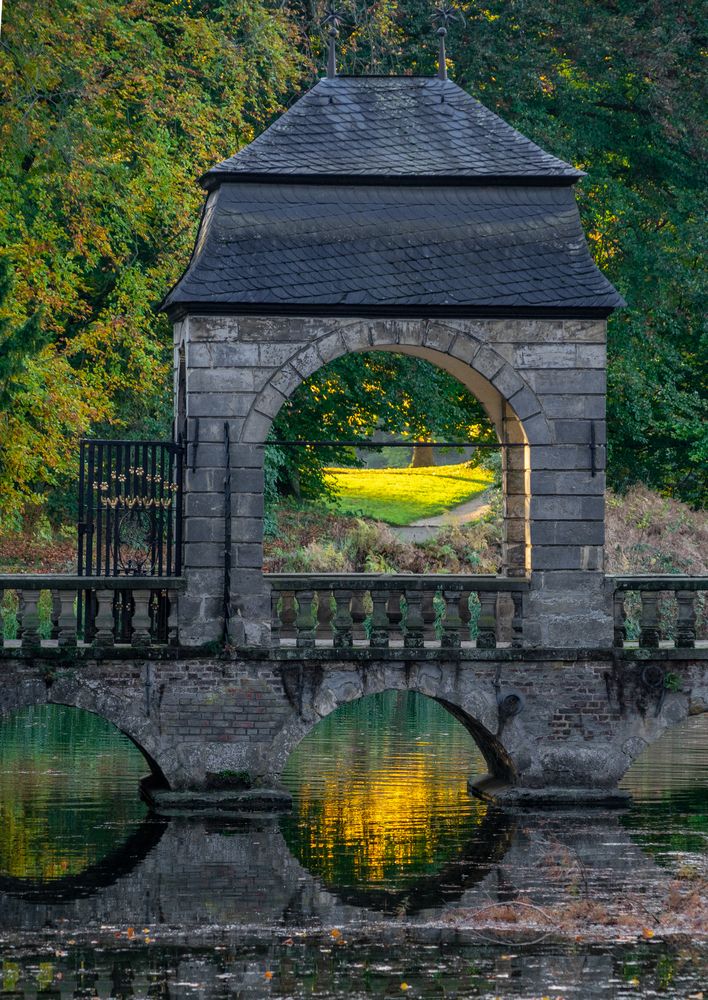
242, 319, 548, 577
0, 817, 167, 903
0, 690, 169, 789
280, 803, 514, 915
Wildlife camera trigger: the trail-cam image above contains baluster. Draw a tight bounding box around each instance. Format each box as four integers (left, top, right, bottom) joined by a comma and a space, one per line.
511, 590, 524, 648
167, 591, 179, 646
639, 592, 660, 648
50, 590, 62, 640
404, 589, 424, 649
131, 589, 152, 647
280, 593, 296, 643
350, 592, 367, 643
442, 588, 462, 648
459, 590, 473, 644
370, 589, 390, 648
316, 590, 335, 644
20, 590, 41, 650
332, 589, 353, 648
94, 589, 116, 648
387, 590, 403, 645
16, 591, 25, 643
477, 591, 497, 649
613, 590, 627, 648
295, 589, 316, 648
421, 590, 437, 644
271, 590, 282, 648
676, 590, 697, 649
57, 591, 77, 647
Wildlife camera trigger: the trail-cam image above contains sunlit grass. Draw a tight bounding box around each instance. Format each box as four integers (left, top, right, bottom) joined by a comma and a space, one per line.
324, 462, 494, 525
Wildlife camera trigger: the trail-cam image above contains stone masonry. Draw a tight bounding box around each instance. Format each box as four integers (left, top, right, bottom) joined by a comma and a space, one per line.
175, 314, 610, 649
2, 649, 705, 794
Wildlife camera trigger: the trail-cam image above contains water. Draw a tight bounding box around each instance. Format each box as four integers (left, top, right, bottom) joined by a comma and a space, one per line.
0, 696, 706, 996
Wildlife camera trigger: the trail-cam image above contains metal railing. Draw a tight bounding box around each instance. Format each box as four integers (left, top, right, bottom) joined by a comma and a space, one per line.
609, 576, 708, 649
268, 574, 529, 649
0, 576, 185, 651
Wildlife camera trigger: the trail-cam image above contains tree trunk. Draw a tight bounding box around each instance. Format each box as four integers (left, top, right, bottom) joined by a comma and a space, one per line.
410, 444, 436, 467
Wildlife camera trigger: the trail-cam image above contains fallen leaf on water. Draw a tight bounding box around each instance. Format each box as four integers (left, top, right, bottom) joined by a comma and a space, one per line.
126, 927, 135, 940
400, 984, 410, 992
264, 970, 273, 981
330, 928, 342, 939
629, 977, 640, 986
641, 928, 654, 939
283, 938, 294, 946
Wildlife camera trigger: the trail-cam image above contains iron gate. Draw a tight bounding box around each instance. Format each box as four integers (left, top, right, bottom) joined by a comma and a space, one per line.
77, 439, 184, 641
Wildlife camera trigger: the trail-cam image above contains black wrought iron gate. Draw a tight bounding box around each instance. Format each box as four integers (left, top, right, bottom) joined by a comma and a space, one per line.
77, 439, 184, 641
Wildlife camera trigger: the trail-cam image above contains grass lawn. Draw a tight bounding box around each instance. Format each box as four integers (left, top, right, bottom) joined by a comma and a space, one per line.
324, 462, 494, 525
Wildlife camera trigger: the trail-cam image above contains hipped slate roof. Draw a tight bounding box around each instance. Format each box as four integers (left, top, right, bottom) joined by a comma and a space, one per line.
201, 77, 582, 183
163, 76, 624, 318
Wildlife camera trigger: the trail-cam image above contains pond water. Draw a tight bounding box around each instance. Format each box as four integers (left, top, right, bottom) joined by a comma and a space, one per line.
0, 695, 706, 997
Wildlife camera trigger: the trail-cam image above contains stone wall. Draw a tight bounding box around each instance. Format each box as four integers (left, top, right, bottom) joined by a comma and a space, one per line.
175, 315, 610, 648
2, 650, 705, 793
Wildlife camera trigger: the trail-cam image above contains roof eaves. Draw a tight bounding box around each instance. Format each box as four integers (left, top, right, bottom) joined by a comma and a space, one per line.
198, 170, 585, 192
161, 300, 621, 320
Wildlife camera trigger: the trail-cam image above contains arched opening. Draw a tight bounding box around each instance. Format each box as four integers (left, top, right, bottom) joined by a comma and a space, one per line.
263, 349, 512, 577
254, 339, 533, 584
278, 690, 513, 913
0, 704, 165, 896
619, 712, 708, 873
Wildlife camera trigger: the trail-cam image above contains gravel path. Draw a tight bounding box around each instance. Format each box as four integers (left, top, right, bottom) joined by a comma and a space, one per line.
393, 489, 493, 542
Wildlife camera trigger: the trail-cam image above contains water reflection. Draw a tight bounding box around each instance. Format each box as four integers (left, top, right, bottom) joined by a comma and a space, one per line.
280, 691, 494, 909
621, 714, 708, 873
0, 705, 150, 882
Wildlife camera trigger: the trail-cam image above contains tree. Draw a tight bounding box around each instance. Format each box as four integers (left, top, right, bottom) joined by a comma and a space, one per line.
267, 351, 495, 503
0, 0, 306, 526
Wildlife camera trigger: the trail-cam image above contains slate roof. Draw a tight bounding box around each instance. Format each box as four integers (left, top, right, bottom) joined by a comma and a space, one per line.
164, 183, 622, 313
202, 77, 582, 185
163, 75, 624, 317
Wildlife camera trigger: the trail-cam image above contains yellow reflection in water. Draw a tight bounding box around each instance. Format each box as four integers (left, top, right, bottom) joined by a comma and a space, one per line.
0, 705, 147, 881
282, 692, 488, 890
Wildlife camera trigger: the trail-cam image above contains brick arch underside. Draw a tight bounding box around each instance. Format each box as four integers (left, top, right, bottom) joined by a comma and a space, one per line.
0, 679, 169, 787
269, 666, 516, 783
241, 319, 552, 446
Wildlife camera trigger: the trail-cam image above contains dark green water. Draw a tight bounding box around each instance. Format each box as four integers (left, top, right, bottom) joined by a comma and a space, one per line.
0, 695, 706, 997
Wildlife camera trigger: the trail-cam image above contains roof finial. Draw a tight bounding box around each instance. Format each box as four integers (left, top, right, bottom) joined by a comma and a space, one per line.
431, 3, 464, 81
322, 3, 344, 79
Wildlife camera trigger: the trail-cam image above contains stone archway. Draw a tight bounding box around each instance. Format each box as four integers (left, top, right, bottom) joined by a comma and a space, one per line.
179, 313, 611, 648
266, 662, 515, 783
241, 319, 553, 585
0, 676, 169, 788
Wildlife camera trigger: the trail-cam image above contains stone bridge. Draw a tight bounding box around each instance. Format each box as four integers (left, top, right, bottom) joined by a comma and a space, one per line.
2, 70, 706, 806
0, 583, 706, 804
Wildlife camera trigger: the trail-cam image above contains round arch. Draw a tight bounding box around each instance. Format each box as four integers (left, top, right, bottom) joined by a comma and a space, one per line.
242, 319, 551, 447
0, 686, 169, 788
241, 319, 549, 579
268, 670, 517, 784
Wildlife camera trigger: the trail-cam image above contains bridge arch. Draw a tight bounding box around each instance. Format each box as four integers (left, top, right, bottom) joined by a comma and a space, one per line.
269, 665, 516, 784
0, 680, 169, 788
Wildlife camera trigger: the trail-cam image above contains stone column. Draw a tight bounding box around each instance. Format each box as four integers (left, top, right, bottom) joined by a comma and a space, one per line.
519, 322, 612, 647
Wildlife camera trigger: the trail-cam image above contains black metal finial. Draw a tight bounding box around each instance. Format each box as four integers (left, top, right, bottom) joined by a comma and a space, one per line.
431, 3, 465, 80
322, 3, 344, 79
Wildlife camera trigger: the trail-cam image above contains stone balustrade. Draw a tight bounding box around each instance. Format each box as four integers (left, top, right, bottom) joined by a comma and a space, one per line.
0, 576, 185, 651
610, 575, 708, 649
268, 574, 530, 650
